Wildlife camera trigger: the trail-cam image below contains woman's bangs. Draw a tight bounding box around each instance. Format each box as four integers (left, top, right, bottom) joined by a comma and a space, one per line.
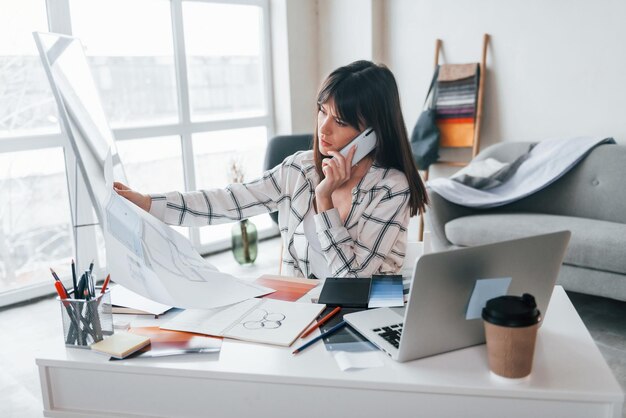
318, 76, 363, 129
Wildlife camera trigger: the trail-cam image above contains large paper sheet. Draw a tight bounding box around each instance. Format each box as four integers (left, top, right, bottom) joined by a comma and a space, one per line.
102, 151, 273, 309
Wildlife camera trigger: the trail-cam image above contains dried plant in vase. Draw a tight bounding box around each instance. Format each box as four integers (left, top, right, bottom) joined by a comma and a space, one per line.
229, 158, 257, 265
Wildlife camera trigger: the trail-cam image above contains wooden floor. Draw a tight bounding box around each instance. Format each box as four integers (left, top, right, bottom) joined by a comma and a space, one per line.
1, 236, 624, 418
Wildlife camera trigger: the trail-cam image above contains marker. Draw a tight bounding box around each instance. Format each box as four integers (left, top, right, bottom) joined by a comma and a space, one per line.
76, 275, 86, 300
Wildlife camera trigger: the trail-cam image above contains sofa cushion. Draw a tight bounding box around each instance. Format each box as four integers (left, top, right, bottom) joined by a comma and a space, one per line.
445, 213, 626, 275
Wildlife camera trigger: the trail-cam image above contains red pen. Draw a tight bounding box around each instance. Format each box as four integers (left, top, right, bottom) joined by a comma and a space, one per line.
55, 280, 69, 300
100, 274, 111, 294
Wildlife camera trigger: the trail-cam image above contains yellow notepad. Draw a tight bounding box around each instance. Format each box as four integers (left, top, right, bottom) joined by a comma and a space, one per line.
90, 332, 151, 359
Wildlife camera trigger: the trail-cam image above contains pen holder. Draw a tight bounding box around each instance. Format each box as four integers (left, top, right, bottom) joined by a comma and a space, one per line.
58, 287, 114, 348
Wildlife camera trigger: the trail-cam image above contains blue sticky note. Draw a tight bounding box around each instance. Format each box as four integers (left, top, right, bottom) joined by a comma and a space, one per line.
465, 277, 512, 320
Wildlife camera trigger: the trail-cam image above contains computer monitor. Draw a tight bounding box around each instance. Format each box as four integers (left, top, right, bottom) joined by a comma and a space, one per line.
33, 32, 127, 223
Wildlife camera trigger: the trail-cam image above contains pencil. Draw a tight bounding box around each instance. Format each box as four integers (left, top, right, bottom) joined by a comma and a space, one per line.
100, 274, 111, 294
300, 306, 341, 339
71, 259, 78, 296
292, 320, 347, 355
49, 267, 61, 282
50, 267, 69, 296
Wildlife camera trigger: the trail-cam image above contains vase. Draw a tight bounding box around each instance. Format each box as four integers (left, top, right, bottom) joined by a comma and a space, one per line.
231, 219, 258, 265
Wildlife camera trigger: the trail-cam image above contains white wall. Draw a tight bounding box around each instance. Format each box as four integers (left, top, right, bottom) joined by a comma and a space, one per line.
317, 0, 378, 77
385, 0, 626, 149
276, 0, 626, 148
270, 0, 318, 134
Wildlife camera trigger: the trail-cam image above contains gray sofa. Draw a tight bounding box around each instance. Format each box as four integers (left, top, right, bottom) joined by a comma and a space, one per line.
426, 141, 626, 301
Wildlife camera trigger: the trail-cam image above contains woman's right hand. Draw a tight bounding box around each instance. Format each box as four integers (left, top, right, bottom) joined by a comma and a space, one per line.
114, 182, 152, 212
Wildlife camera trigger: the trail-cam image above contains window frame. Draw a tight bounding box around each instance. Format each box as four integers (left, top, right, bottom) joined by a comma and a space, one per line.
0, 0, 277, 307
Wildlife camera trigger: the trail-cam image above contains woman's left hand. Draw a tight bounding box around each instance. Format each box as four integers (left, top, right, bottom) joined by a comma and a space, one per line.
315, 146, 356, 210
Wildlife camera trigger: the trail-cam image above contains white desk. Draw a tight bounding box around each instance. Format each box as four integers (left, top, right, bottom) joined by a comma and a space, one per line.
37, 286, 623, 418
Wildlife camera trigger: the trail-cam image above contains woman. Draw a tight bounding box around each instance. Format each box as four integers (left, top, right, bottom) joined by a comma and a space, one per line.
115, 60, 428, 278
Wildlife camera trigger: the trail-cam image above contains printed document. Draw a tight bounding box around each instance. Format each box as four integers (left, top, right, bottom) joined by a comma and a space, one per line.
102, 151, 273, 309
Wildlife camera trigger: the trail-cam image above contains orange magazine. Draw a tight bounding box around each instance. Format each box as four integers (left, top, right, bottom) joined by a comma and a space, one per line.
254, 275, 319, 302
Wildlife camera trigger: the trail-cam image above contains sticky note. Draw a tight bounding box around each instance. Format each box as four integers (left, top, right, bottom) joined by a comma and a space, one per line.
465, 277, 512, 320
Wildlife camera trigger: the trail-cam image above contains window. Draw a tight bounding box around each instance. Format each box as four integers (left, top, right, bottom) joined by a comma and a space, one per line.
183, 2, 266, 121
0, 0, 275, 306
0, 0, 57, 137
193, 127, 274, 247
0, 148, 73, 294
0, 0, 71, 304
69, 0, 179, 127
115, 135, 189, 238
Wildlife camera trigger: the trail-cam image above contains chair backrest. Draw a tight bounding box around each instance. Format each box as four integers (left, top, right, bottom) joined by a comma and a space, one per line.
263, 134, 313, 224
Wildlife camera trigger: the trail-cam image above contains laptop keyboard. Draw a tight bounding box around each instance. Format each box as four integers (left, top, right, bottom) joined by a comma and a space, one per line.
372, 323, 403, 348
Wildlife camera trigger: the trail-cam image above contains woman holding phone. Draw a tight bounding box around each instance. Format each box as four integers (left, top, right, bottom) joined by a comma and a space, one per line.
115, 60, 428, 279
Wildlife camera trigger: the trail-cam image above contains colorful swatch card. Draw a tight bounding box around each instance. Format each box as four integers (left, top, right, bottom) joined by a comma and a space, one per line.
368, 275, 404, 308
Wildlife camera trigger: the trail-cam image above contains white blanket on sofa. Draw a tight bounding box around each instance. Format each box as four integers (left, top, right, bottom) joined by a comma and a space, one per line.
427, 136, 616, 208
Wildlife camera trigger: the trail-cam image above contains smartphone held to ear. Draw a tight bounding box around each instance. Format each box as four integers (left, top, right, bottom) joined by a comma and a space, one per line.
339, 128, 377, 167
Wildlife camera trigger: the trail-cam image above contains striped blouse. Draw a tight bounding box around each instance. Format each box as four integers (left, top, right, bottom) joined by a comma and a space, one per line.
148, 150, 411, 278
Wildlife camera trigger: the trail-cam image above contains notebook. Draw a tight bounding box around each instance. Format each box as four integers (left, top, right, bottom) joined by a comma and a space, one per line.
90, 332, 151, 359
161, 298, 326, 347
318, 275, 404, 309
318, 277, 371, 308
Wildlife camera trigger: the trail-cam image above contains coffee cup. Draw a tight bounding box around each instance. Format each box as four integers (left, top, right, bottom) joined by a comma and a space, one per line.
482, 293, 541, 379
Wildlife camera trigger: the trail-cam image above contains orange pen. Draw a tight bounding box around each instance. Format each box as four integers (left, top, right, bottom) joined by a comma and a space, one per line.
300, 306, 341, 339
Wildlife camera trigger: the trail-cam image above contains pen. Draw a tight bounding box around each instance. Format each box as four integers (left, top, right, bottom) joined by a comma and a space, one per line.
87, 270, 93, 299
50, 268, 69, 295
54, 280, 69, 300
100, 274, 111, 294
71, 259, 78, 297
54, 279, 79, 344
292, 320, 347, 355
300, 307, 341, 339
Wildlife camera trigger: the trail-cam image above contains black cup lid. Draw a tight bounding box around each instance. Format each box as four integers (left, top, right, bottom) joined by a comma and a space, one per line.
482, 293, 541, 327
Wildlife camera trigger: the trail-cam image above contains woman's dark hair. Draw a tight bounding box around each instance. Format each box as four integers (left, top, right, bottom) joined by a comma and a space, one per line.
313, 60, 428, 216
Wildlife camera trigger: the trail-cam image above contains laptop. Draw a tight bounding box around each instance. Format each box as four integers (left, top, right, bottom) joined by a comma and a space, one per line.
344, 231, 571, 362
